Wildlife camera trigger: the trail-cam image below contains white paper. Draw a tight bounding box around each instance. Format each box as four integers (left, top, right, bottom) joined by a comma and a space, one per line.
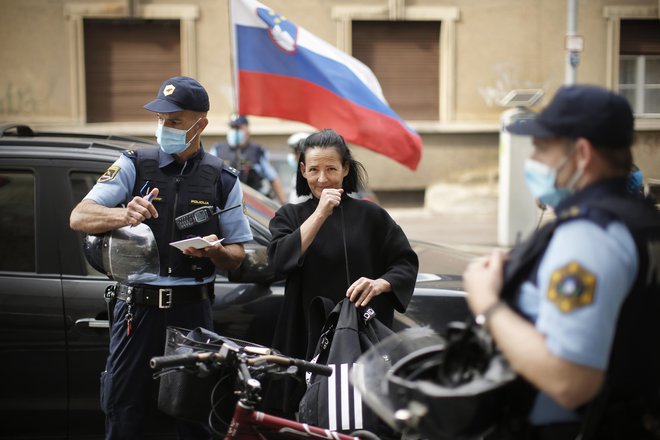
169, 237, 224, 251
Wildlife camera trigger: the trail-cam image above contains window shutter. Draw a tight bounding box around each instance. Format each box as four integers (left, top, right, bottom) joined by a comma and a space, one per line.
84, 19, 181, 122
352, 21, 440, 120
620, 20, 660, 55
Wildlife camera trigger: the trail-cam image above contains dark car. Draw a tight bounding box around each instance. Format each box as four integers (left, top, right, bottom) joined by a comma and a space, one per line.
0, 123, 471, 439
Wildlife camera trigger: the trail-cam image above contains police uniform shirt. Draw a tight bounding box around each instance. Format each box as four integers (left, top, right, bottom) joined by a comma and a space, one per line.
516, 216, 638, 425
84, 151, 253, 286
210, 142, 279, 182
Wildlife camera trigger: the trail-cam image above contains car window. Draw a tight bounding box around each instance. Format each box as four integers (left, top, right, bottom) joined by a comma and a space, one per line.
0, 171, 36, 272
70, 171, 106, 276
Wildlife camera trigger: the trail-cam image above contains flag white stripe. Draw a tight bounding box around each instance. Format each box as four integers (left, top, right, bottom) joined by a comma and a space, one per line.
352, 363, 363, 429
328, 364, 337, 431
341, 363, 350, 430
230, 0, 386, 102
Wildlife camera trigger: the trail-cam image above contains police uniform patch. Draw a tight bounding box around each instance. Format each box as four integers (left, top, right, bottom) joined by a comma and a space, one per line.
98, 165, 120, 183
547, 262, 597, 313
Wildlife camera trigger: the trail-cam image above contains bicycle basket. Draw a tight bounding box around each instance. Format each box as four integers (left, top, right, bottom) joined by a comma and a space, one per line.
157, 326, 263, 424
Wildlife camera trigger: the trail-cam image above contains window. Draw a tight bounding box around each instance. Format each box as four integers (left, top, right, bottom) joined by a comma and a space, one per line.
352, 21, 440, 120
84, 19, 181, 123
619, 20, 660, 115
70, 171, 105, 276
0, 172, 35, 272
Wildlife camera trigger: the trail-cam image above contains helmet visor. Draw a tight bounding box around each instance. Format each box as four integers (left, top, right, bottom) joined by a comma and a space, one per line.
351, 327, 446, 430
103, 223, 160, 283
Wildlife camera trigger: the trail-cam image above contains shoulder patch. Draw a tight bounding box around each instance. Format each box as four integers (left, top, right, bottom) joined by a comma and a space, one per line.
547, 262, 597, 313
98, 165, 120, 183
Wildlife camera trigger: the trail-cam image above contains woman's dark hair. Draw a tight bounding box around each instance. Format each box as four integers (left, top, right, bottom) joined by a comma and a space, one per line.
295, 129, 368, 197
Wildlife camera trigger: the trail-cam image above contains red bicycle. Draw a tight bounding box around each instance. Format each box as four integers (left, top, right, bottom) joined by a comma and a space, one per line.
150, 340, 381, 440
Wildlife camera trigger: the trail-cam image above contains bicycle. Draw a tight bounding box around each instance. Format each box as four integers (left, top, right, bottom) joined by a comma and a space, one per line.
150, 339, 382, 440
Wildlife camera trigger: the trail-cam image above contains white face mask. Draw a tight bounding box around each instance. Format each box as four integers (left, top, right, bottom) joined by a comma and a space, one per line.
156, 118, 202, 154
226, 128, 246, 147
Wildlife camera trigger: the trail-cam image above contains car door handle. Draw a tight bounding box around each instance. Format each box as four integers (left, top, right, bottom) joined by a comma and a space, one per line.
75, 318, 110, 329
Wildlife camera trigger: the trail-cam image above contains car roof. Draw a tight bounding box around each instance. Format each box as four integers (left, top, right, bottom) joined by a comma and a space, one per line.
0, 122, 280, 231
0, 123, 153, 162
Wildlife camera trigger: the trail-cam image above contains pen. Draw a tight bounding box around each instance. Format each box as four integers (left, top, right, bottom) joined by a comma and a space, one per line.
129, 189, 155, 228
139, 180, 151, 197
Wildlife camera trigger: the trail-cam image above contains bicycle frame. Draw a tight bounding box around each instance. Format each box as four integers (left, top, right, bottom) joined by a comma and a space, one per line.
224, 401, 362, 440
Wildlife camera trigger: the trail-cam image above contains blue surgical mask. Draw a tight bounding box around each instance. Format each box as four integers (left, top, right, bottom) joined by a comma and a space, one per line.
523, 155, 582, 208
626, 169, 643, 196
156, 118, 202, 155
226, 128, 246, 147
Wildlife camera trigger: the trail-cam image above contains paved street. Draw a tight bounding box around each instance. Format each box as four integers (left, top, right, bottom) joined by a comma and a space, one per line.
387, 182, 500, 255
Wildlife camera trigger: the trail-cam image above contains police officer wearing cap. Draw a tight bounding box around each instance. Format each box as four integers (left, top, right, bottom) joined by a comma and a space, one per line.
463, 85, 660, 439
70, 76, 252, 439
210, 114, 288, 204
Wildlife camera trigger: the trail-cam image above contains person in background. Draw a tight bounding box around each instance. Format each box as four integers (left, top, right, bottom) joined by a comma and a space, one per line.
211, 114, 288, 204
266, 128, 419, 416
70, 76, 253, 439
463, 85, 660, 439
286, 131, 311, 203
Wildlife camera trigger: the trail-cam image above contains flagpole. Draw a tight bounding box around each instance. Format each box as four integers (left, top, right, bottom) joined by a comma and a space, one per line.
227, 0, 238, 113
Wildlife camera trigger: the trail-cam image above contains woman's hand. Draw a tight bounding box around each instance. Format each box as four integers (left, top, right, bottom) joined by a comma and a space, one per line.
346, 277, 391, 307
463, 249, 507, 316
315, 188, 343, 218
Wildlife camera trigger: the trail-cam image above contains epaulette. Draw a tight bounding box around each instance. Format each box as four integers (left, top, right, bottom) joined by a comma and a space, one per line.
122, 149, 138, 162
222, 163, 239, 177
557, 204, 617, 230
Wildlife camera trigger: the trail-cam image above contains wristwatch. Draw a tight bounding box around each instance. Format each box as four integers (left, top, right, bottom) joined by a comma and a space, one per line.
475, 300, 506, 328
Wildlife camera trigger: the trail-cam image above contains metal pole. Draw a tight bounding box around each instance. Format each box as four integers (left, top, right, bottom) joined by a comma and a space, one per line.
565, 0, 578, 84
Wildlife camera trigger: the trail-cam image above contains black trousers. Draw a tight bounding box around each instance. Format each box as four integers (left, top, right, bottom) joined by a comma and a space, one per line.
100, 299, 214, 440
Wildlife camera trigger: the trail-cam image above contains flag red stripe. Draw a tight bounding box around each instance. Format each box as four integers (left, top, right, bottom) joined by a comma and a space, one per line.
238, 70, 422, 170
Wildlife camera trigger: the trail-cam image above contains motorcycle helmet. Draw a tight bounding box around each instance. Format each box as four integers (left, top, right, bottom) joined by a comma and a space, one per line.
83, 223, 160, 283
385, 322, 518, 439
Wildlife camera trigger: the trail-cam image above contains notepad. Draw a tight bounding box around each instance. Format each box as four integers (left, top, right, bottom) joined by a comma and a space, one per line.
169, 237, 224, 251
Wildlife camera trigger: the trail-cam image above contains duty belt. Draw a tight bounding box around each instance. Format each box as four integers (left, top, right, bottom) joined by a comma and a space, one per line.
115, 283, 213, 309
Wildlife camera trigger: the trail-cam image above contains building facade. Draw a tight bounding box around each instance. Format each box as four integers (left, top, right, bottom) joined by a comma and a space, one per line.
1, 0, 659, 199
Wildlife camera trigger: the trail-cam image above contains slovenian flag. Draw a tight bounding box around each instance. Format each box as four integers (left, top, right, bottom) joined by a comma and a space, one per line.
230, 0, 422, 170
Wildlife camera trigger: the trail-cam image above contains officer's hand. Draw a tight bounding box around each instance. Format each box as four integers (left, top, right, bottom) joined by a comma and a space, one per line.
316, 188, 343, 218
463, 250, 506, 317
346, 277, 391, 307
182, 234, 223, 258
125, 188, 159, 226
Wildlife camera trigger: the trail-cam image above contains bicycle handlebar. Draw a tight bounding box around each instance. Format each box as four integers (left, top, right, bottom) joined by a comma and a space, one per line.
149, 347, 333, 377
149, 351, 213, 370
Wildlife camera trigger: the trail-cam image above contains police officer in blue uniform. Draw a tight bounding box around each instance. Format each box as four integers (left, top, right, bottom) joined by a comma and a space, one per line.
210, 114, 288, 204
70, 76, 253, 439
463, 85, 660, 439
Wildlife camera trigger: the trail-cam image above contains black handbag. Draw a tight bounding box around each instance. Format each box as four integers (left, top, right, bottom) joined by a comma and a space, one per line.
298, 297, 394, 435
156, 326, 259, 424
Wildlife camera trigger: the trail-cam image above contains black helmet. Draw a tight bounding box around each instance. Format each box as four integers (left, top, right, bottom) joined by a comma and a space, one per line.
385, 322, 517, 439
82, 223, 160, 282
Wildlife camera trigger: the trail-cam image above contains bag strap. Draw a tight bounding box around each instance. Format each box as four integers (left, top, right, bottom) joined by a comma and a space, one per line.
307, 296, 339, 355
339, 204, 350, 289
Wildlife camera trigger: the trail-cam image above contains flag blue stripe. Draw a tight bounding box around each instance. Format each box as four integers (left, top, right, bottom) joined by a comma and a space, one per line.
236, 25, 405, 124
